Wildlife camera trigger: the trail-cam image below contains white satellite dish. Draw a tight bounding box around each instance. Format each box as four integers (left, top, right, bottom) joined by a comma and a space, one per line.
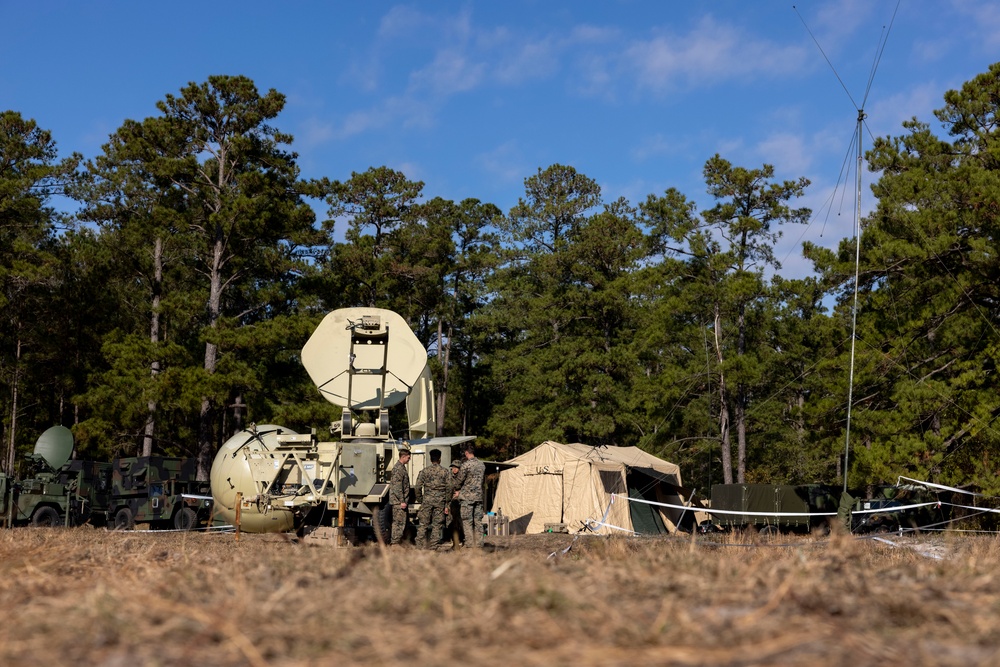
301, 308, 428, 411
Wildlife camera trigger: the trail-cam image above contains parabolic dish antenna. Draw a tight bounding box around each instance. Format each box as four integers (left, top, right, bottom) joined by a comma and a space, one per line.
34, 425, 74, 470
301, 308, 428, 411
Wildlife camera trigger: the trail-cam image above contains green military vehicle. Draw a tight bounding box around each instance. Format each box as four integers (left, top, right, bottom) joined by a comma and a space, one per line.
850, 484, 949, 534
0, 426, 112, 527
2, 427, 211, 531
707, 483, 839, 535
109, 456, 213, 531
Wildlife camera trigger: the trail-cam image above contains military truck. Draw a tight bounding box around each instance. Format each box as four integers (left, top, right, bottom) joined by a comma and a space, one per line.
108, 456, 213, 530
850, 484, 949, 534
2, 426, 211, 531
706, 483, 839, 535
0, 426, 112, 528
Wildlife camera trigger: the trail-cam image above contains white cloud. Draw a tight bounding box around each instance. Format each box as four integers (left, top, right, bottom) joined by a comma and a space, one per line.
571, 52, 616, 100
390, 160, 424, 183
343, 56, 382, 94
631, 133, 680, 162
952, 0, 1000, 50
755, 132, 812, 175
378, 6, 438, 40
568, 24, 619, 44
623, 16, 809, 94
493, 37, 559, 84
332, 95, 434, 139
600, 177, 657, 209
911, 37, 952, 64
476, 141, 529, 186
297, 117, 336, 146
350, 6, 476, 93
866, 81, 941, 138
338, 106, 390, 138
328, 8, 830, 147
410, 49, 486, 95
713, 137, 745, 159
806, 0, 878, 52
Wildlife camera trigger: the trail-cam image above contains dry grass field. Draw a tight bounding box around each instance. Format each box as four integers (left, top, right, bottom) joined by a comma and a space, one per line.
0, 527, 997, 666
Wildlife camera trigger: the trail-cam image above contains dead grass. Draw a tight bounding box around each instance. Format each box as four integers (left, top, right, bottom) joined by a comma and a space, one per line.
0, 528, 998, 666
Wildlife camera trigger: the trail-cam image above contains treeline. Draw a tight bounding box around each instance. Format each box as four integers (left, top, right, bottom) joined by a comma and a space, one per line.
3, 64, 1000, 491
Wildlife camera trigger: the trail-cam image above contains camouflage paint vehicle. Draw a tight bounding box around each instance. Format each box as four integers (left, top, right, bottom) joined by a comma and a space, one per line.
707, 484, 839, 535
109, 456, 213, 531
0, 426, 113, 528
850, 485, 950, 534
1, 459, 113, 527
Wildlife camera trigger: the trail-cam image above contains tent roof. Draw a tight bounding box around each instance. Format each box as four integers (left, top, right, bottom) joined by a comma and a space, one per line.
505, 441, 680, 479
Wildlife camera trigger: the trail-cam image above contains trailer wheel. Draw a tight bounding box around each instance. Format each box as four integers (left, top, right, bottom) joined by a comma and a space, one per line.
757, 524, 781, 537
31, 506, 61, 527
373, 503, 392, 544
114, 507, 134, 530
173, 507, 198, 531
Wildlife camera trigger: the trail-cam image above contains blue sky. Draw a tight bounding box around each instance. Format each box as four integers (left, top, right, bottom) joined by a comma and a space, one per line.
3, 1, 997, 278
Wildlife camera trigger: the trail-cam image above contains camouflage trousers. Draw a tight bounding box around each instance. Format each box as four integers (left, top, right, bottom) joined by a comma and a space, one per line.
391, 505, 408, 545
449, 500, 463, 547
416, 502, 447, 549
460, 500, 484, 549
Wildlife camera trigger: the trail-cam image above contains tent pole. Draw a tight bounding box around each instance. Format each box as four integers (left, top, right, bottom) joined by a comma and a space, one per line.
675, 488, 697, 534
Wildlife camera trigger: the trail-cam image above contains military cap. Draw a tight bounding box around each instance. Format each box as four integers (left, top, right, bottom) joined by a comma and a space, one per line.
450, 459, 462, 469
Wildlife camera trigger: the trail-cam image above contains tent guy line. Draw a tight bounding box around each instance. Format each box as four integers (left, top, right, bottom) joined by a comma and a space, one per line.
613, 494, 943, 518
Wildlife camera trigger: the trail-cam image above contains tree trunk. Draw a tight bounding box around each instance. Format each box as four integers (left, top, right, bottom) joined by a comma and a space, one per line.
232, 394, 245, 434
713, 304, 734, 484
5, 337, 20, 474
735, 395, 747, 484
718, 388, 733, 485
435, 319, 452, 437
143, 235, 163, 457
196, 234, 224, 481
735, 302, 747, 484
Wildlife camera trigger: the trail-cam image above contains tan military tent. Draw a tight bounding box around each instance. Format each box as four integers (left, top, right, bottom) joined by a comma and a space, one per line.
490, 441, 689, 535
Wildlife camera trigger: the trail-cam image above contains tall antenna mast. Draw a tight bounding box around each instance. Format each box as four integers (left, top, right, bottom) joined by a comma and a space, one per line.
794, 2, 900, 494
843, 108, 864, 494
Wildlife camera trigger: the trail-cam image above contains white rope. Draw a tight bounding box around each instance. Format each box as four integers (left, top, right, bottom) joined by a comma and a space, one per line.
613, 493, 835, 517
940, 501, 1000, 514
613, 493, 939, 517
586, 520, 638, 535
867, 535, 944, 560
125, 524, 234, 534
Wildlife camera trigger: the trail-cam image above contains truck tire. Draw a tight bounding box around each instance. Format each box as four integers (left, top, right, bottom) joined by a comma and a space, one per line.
114, 507, 134, 530
31, 506, 61, 527
173, 507, 198, 531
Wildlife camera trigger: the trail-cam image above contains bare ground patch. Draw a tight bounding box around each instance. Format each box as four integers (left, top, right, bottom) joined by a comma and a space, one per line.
0, 529, 996, 666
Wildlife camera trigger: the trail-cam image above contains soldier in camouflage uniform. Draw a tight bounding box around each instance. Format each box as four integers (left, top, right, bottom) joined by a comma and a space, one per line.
448, 458, 463, 547
388, 448, 411, 545
453, 444, 485, 548
414, 449, 452, 549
